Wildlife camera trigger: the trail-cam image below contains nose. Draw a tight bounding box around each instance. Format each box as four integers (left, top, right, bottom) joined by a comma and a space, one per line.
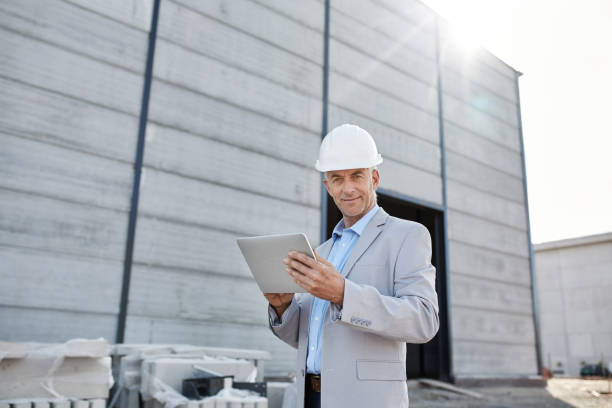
342, 179, 357, 197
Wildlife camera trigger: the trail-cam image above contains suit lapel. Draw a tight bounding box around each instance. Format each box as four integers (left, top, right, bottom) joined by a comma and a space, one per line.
316, 238, 334, 261
341, 208, 389, 278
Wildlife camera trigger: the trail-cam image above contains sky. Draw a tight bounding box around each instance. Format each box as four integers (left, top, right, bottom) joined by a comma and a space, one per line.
420, 0, 612, 243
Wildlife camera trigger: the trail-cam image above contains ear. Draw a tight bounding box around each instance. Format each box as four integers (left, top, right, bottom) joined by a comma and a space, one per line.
371, 169, 380, 190
323, 177, 332, 196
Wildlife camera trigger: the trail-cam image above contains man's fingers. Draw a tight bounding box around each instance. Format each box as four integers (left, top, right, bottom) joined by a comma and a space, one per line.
289, 269, 311, 290
288, 251, 318, 268
287, 257, 314, 277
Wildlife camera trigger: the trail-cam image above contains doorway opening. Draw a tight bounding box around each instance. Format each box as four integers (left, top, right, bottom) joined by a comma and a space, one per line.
326, 190, 451, 381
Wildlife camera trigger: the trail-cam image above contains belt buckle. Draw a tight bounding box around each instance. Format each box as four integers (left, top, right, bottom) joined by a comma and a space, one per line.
309, 374, 321, 393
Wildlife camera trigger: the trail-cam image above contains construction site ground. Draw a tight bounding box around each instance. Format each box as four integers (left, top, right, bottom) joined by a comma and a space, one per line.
409, 378, 612, 408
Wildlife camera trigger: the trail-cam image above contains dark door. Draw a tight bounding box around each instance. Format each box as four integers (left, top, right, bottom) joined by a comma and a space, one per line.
326, 191, 451, 381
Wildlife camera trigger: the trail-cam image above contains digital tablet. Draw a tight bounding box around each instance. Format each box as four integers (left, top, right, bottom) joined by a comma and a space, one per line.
236, 233, 316, 293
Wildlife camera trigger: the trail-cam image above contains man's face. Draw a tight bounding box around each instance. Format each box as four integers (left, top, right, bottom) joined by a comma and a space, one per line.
323, 168, 380, 220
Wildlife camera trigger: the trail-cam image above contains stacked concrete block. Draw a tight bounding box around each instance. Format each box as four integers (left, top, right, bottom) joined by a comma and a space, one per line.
0, 339, 112, 400
141, 357, 257, 400
264, 383, 293, 408
110, 344, 271, 408
0, 400, 105, 408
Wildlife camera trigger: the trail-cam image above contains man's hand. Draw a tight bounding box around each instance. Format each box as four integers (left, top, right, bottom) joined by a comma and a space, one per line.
264, 293, 294, 317
284, 250, 345, 306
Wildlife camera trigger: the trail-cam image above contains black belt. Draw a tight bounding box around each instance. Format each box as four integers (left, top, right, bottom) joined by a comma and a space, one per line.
306, 373, 321, 393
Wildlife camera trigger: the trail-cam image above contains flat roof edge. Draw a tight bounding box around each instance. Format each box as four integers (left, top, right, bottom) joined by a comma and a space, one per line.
534, 231, 612, 251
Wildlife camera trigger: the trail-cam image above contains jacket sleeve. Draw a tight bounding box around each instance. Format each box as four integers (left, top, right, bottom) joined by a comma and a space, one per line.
330, 223, 440, 343
268, 295, 301, 349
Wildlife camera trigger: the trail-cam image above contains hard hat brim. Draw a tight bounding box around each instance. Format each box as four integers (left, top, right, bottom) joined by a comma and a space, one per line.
315, 155, 383, 172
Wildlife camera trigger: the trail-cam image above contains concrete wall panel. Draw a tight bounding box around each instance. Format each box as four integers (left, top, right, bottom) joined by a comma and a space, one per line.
452, 307, 536, 345
147, 86, 320, 168
157, 0, 322, 98
451, 274, 533, 315
446, 152, 524, 204
454, 341, 537, 376
64, 0, 153, 31
443, 94, 520, 152
330, 0, 436, 60
143, 124, 321, 207
0, 189, 128, 261
449, 240, 531, 286
448, 210, 529, 257
133, 219, 251, 279
0, 78, 138, 162
1, 133, 132, 211
138, 168, 320, 239
561, 262, 611, 289
370, 0, 437, 30
555, 242, 612, 267
442, 66, 519, 128
330, 38, 437, 113
0, 306, 117, 342
330, 72, 439, 144
379, 159, 443, 205
444, 121, 523, 178
447, 181, 527, 230
0, 246, 122, 314
175, 0, 323, 64
128, 266, 267, 325
154, 39, 321, 133
329, 7, 437, 86
439, 24, 517, 103
257, 0, 324, 32
0, 28, 142, 116
0, 0, 148, 73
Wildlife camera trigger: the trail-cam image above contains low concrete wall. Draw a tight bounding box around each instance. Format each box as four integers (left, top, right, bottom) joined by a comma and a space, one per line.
535, 232, 612, 376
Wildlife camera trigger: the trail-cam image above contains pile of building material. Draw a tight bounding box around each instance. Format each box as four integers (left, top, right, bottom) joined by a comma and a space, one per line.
110, 344, 272, 408
0, 339, 113, 408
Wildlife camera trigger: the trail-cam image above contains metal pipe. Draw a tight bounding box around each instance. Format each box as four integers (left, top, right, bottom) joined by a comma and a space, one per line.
434, 16, 454, 382
319, 0, 331, 244
116, 0, 161, 343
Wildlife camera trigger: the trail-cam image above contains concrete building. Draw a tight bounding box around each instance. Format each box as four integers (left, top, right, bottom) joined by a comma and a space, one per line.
1, 0, 539, 381
535, 232, 612, 377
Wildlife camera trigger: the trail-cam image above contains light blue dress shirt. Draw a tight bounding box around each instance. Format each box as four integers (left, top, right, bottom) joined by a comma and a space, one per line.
305, 204, 380, 374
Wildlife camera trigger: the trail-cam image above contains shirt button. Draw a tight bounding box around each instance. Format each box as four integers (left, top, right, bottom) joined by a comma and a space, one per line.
314, 317, 319, 321
311, 346, 314, 351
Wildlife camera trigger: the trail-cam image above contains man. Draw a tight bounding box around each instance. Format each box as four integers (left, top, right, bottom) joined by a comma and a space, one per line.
264, 124, 439, 407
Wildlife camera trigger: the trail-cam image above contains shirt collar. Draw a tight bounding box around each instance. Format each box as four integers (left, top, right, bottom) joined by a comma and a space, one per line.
332, 204, 380, 240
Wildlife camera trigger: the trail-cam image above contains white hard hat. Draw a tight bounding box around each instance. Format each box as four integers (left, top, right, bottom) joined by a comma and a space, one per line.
315, 124, 383, 172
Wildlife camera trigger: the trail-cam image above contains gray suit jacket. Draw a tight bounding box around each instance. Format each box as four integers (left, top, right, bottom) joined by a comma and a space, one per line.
268, 208, 440, 407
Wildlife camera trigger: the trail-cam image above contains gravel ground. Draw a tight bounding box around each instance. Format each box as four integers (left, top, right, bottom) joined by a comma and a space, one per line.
408, 378, 612, 408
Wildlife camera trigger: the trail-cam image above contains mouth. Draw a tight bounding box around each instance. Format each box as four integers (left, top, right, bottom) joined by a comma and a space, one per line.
342, 197, 360, 203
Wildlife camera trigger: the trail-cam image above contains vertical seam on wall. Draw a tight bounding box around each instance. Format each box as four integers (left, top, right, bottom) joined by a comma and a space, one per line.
319, 0, 331, 244
515, 72, 543, 374
435, 16, 454, 381
116, 0, 161, 344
